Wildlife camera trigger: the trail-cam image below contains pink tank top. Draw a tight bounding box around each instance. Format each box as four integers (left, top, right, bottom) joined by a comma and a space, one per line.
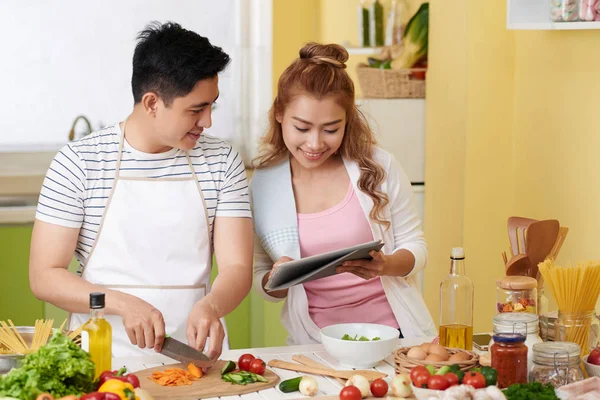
299, 183, 399, 329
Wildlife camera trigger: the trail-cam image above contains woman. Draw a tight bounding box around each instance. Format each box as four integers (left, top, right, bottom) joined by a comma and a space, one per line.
251, 42, 436, 345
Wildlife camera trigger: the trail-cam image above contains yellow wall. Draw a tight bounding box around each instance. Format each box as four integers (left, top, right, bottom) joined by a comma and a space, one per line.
512, 30, 600, 313
426, 0, 600, 333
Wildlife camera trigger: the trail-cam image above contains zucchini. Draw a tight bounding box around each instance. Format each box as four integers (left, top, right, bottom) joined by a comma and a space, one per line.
221, 360, 236, 375
279, 376, 302, 393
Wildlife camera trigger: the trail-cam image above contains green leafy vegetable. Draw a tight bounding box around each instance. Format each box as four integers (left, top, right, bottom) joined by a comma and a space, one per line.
341, 334, 380, 341
0, 331, 95, 400
504, 382, 559, 400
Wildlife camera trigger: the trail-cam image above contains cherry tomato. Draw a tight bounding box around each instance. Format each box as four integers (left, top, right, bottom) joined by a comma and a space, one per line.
238, 353, 255, 371
413, 373, 430, 389
370, 378, 388, 397
427, 375, 450, 391
339, 385, 362, 400
444, 372, 459, 387
248, 358, 266, 375
462, 371, 486, 389
410, 366, 431, 385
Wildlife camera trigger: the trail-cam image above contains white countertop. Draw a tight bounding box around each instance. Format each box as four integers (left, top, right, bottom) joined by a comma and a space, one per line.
114, 338, 428, 400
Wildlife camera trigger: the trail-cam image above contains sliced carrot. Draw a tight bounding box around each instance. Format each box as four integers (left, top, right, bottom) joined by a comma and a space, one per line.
187, 362, 203, 378
149, 367, 201, 386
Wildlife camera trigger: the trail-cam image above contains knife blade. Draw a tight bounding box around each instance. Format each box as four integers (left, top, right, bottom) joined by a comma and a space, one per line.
160, 337, 213, 367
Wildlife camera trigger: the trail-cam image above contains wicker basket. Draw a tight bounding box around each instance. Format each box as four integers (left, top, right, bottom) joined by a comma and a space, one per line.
356, 65, 426, 99
394, 346, 480, 375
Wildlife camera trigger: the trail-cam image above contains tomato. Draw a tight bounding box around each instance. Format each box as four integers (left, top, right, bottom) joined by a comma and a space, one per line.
410, 366, 430, 385
427, 375, 450, 391
238, 353, 255, 371
462, 371, 486, 389
370, 378, 388, 397
444, 372, 459, 387
249, 358, 266, 375
339, 385, 362, 400
413, 373, 430, 389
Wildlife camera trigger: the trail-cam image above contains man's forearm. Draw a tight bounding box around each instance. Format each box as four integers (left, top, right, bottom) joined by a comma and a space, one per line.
204, 264, 251, 317
30, 267, 128, 315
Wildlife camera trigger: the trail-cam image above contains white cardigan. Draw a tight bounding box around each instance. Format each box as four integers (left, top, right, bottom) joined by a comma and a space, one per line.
250, 148, 436, 345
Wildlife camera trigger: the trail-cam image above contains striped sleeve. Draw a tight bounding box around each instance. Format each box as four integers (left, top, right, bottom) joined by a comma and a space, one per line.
35, 144, 86, 228
216, 147, 252, 218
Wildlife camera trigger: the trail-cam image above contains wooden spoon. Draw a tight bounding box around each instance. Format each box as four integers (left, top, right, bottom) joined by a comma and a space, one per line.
293, 355, 346, 385
505, 253, 532, 276
525, 220, 560, 279
267, 359, 387, 381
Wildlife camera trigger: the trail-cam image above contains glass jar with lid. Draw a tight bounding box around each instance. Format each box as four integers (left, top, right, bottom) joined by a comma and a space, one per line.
529, 342, 585, 388
491, 333, 528, 389
490, 312, 542, 374
496, 276, 537, 314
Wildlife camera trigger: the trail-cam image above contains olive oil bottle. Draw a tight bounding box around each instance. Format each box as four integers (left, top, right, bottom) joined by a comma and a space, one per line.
82, 292, 112, 377
439, 248, 474, 350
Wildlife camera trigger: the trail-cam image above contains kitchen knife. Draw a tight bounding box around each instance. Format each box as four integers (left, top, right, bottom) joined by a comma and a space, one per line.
160, 336, 213, 367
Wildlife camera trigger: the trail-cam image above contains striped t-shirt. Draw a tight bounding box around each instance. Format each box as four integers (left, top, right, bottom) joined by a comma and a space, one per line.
36, 123, 252, 266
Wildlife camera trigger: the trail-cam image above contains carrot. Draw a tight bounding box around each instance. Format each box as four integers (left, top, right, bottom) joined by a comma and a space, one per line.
149, 367, 201, 386
187, 362, 203, 378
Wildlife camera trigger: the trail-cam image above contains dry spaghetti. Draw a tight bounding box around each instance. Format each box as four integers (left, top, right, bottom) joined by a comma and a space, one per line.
0, 318, 84, 355
539, 259, 600, 355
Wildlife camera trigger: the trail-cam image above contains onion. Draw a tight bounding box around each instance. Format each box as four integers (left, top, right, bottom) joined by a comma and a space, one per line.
134, 388, 155, 400
299, 376, 318, 396
345, 374, 370, 398
390, 374, 413, 398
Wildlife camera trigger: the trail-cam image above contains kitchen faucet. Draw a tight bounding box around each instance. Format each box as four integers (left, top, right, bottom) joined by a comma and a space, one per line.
68, 115, 93, 141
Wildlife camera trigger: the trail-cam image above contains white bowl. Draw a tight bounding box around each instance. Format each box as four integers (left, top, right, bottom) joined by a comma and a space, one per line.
320, 323, 399, 369
583, 355, 600, 377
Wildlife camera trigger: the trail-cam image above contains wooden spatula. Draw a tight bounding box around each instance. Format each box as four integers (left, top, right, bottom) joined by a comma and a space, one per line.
267, 359, 387, 381
549, 227, 569, 260
507, 216, 537, 257
525, 220, 560, 279
293, 355, 346, 385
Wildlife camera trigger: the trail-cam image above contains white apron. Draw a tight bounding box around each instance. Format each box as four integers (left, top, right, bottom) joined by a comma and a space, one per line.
70, 119, 226, 357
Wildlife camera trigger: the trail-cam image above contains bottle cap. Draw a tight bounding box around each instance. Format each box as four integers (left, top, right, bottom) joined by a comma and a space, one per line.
492, 332, 526, 344
90, 292, 105, 309
451, 247, 465, 259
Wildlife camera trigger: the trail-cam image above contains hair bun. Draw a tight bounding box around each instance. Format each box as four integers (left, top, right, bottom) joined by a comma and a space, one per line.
299, 42, 348, 68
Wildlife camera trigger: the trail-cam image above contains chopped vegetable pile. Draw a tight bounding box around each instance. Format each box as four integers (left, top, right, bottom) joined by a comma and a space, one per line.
0, 331, 95, 400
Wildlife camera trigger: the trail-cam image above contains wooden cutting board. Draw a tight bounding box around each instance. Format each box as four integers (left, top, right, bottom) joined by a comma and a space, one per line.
134, 360, 280, 399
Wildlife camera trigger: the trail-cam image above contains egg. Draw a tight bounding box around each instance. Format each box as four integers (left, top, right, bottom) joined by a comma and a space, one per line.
419, 342, 432, 353
449, 351, 471, 362
428, 344, 450, 361
406, 346, 427, 360
425, 353, 445, 362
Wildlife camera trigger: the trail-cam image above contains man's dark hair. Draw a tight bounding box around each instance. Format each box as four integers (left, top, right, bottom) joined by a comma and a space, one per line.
132, 21, 230, 106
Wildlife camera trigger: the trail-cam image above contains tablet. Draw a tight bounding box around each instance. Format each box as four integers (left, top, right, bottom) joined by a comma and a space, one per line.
264, 240, 384, 291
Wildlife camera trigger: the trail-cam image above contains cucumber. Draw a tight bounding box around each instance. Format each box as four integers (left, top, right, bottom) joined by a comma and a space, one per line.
221, 360, 236, 375
279, 376, 302, 393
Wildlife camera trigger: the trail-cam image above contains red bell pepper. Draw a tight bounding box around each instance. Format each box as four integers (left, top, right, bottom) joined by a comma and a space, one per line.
80, 392, 121, 400
97, 367, 141, 389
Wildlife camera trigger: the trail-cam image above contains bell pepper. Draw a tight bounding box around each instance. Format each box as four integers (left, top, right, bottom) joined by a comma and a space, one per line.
481, 366, 498, 387
98, 367, 141, 389
80, 392, 122, 400
98, 379, 137, 400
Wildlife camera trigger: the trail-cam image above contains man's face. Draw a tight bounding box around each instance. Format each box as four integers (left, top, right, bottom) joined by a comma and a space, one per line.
153, 76, 219, 151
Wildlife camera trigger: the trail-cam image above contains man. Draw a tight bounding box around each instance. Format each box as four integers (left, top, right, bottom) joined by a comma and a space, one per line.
29, 22, 253, 359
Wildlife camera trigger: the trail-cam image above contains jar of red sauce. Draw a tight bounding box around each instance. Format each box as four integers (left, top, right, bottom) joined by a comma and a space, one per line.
491, 332, 528, 389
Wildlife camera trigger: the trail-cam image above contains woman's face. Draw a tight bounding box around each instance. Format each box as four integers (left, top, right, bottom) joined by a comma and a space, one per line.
278, 94, 346, 170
